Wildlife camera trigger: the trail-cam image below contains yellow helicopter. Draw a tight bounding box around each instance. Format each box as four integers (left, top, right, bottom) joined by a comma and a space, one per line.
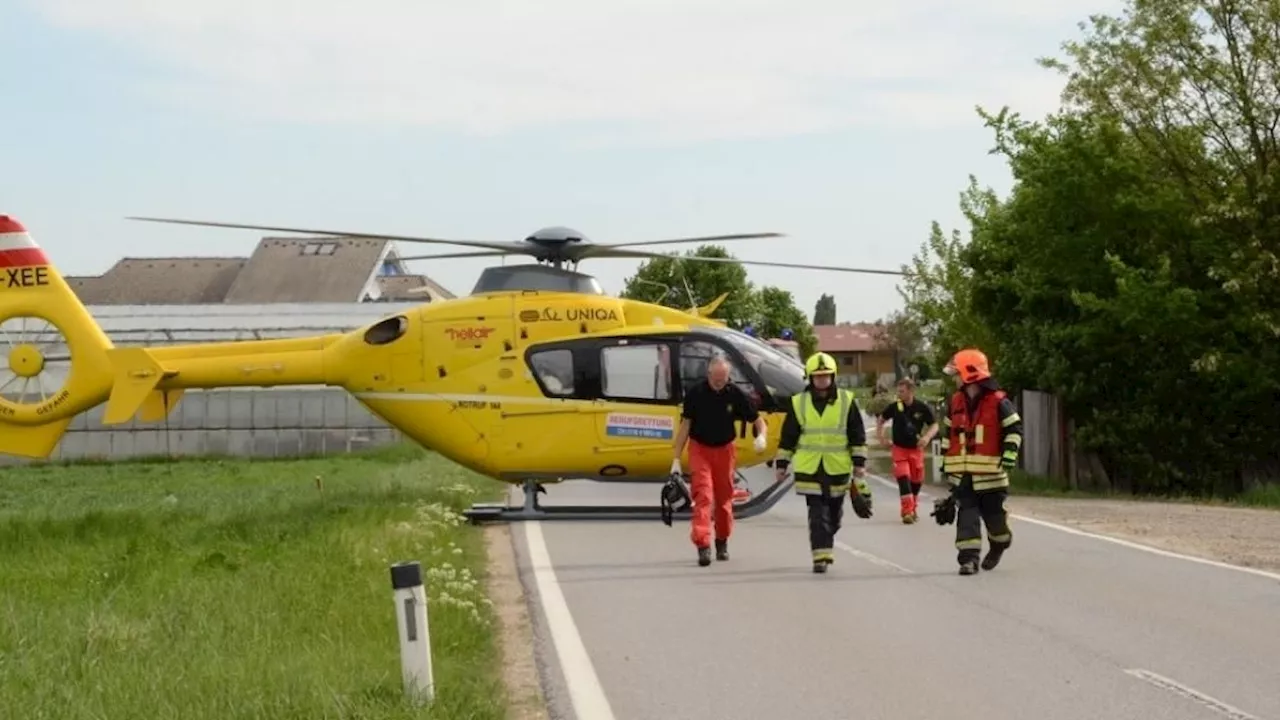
0, 213, 903, 523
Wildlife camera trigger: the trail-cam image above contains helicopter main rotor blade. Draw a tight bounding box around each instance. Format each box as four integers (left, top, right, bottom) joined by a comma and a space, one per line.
126, 216, 527, 254
584, 247, 907, 276
396, 250, 515, 261
679, 254, 906, 276
603, 232, 785, 249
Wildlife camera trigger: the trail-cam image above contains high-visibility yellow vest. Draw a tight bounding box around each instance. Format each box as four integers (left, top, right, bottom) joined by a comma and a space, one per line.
790, 389, 854, 478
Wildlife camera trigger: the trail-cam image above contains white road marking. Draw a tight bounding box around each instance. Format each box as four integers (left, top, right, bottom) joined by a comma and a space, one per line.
868, 474, 1280, 583
834, 541, 914, 573
1008, 514, 1280, 582
1123, 669, 1261, 719
523, 522, 616, 720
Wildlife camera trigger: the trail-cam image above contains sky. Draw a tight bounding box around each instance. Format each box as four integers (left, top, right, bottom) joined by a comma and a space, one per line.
1, 0, 1126, 325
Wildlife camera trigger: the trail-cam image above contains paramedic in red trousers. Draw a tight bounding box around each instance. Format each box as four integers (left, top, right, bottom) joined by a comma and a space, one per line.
939, 348, 1023, 576
876, 377, 939, 524
671, 355, 768, 567
772, 352, 873, 573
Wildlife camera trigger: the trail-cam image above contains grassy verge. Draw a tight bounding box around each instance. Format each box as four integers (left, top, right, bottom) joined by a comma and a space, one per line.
0, 444, 511, 720
868, 453, 1280, 509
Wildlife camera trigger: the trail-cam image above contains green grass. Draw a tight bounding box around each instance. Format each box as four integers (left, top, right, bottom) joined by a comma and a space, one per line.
0, 444, 512, 720
1240, 482, 1280, 508
868, 454, 1280, 509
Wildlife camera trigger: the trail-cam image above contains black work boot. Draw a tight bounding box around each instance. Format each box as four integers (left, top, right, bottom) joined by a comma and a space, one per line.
959, 559, 980, 576
697, 546, 712, 567
715, 539, 729, 561
981, 545, 1006, 571
813, 561, 828, 574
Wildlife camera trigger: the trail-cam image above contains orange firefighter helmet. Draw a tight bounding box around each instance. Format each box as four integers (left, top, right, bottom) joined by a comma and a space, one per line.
947, 348, 991, 384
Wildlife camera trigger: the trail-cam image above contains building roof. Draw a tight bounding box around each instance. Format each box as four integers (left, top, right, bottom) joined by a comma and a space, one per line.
66, 257, 247, 305
814, 322, 881, 353
67, 236, 455, 305
376, 274, 454, 302
222, 236, 390, 303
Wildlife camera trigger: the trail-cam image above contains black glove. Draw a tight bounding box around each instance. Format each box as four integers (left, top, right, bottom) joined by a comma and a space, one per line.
930, 495, 957, 526
850, 490, 873, 519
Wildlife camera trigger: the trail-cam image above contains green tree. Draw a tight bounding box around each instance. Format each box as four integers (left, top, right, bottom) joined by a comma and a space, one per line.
898, 0, 1280, 496
619, 246, 818, 357
754, 286, 819, 358
897, 211, 1000, 371
619, 245, 759, 328
963, 108, 1222, 492
1040, 0, 1280, 384
813, 293, 837, 325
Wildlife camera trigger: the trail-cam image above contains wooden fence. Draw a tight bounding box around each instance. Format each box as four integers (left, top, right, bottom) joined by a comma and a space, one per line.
918, 390, 1112, 491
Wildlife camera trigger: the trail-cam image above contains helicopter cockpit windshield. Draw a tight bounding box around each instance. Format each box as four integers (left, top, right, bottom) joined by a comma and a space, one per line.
699, 327, 807, 409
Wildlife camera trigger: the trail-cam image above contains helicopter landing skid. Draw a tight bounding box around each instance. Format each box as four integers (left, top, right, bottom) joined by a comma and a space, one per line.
463, 473, 795, 524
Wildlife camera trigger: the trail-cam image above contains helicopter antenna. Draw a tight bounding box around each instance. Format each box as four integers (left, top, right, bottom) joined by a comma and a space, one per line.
680, 276, 698, 310
631, 278, 675, 304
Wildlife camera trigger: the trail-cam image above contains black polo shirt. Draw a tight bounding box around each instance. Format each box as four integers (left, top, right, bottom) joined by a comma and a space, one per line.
681, 380, 759, 447
879, 398, 936, 449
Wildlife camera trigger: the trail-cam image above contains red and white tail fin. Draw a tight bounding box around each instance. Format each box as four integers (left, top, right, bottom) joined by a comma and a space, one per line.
0, 216, 51, 268
0, 215, 115, 459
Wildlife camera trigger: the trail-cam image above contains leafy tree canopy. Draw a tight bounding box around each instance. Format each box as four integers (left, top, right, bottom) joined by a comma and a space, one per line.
898, 0, 1280, 496
813, 294, 837, 325
620, 245, 818, 357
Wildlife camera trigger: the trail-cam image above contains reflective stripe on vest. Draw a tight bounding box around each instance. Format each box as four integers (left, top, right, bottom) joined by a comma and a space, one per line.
790, 389, 853, 484
942, 390, 1007, 489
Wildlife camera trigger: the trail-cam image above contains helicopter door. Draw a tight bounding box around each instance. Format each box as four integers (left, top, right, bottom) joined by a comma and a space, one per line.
589, 337, 680, 479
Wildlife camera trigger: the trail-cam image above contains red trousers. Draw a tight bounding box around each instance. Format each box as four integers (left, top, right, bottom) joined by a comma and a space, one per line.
688, 440, 737, 548
892, 445, 926, 483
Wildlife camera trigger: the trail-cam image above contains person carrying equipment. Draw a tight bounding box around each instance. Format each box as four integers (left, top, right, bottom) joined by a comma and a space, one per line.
671, 355, 768, 567
772, 351, 872, 573
876, 377, 939, 524
937, 348, 1023, 575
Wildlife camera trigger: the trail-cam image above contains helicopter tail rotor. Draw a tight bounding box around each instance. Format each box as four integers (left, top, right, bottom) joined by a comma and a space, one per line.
0, 215, 118, 458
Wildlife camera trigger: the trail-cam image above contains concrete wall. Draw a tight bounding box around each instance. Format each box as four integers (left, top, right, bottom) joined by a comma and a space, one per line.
1, 388, 405, 466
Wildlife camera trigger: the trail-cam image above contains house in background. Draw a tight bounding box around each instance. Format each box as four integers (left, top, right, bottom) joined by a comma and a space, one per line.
67, 236, 454, 305
814, 322, 896, 385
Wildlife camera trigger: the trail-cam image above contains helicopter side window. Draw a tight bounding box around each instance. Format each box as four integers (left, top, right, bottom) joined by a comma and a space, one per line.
601, 343, 673, 402
529, 348, 576, 397
678, 340, 758, 407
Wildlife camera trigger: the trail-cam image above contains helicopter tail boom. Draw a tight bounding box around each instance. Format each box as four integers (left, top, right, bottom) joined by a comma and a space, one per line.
99, 335, 344, 425
0, 215, 344, 459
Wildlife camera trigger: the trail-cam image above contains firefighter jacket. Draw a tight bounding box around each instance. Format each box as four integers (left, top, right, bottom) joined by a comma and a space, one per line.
940, 384, 1023, 492
775, 386, 869, 495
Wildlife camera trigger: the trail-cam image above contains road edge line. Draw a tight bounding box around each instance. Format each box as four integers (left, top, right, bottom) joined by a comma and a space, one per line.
523, 522, 616, 720
1123, 668, 1261, 719
867, 473, 1280, 583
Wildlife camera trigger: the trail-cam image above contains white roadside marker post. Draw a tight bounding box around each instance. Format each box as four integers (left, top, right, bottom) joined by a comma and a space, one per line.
390, 561, 434, 705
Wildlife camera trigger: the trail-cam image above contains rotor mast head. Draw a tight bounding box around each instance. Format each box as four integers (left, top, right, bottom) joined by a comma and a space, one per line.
524, 226, 589, 269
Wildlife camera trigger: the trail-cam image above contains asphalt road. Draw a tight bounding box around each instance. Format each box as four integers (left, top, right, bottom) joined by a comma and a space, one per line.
507, 466, 1280, 720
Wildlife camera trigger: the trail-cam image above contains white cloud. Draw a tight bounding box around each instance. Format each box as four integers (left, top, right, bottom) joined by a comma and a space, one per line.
30, 0, 1126, 145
